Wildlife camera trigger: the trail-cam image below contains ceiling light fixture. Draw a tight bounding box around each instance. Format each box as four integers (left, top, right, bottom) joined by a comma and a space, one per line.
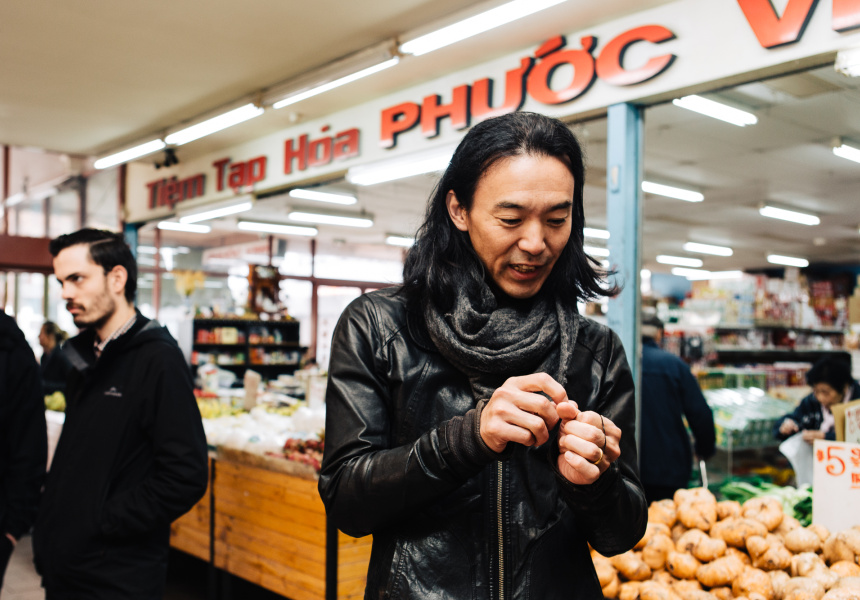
347, 146, 454, 186
237, 220, 318, 236
94, 139, 166, 170
832, 138, 860, 164
656, 255, 704, 267
179, 198, 254, 224
273, 58, 399, 109
288, 188, 357, 205
683, 241, 733, 256
165, 103, 264, 146
759, 205, 820, 226
400, 0, 567, 56
385, 235, 415, 247
672, 95, 758, 127
157, 221, 212, 233
583, 227, 610, 239
288, 211, 373, 228
584, 245, 610, 257
642, 181, 704, 202
767, 254, 809, 267
835, 46, 860, 77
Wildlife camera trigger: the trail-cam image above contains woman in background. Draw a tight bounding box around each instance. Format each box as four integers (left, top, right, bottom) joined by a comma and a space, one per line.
774, 356, 860, 443
38, 321, 72, 396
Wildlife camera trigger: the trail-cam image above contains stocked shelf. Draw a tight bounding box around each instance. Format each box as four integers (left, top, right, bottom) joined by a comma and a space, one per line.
190, 318, 305, 379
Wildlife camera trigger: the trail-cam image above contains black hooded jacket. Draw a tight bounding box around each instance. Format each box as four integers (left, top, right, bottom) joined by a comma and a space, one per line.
0, 310, 47, 540
318, 288, 648, 600
33, 312, 208, 600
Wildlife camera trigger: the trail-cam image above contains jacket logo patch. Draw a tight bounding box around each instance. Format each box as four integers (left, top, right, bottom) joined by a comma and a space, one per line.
104, 386, 123, 398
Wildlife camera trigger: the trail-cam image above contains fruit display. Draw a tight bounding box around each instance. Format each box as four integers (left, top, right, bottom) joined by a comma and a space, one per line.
196, 397, 244, 419
44, 391, 66, 412
594, 486, 860, 600
268, 437, 324, 472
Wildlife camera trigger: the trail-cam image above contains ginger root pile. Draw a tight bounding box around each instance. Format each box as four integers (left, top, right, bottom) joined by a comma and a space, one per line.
593, 488, 860, 600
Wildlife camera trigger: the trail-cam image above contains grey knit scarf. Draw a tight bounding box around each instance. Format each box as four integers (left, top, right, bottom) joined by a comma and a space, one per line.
424, 281, 580, 402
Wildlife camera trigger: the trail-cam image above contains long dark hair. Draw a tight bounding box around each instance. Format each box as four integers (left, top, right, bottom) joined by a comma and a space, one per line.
402, 111, 617, 310
49, 228, 138, 303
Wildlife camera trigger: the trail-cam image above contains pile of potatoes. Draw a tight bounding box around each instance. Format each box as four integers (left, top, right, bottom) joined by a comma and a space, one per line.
593, 487, 860, 600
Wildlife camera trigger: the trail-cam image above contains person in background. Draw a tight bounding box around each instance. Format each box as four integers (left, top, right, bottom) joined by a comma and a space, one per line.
38, 321, 72, 395
639, 314, 715, 504
774, 356, 860, 443
33, 228, 209, 600
319, 112, 647, 599
0, 310, 47, 590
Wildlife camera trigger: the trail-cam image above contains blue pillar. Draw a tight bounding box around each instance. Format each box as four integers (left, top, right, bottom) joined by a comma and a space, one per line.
606, 102, 643, 448
123, 222, 140, 258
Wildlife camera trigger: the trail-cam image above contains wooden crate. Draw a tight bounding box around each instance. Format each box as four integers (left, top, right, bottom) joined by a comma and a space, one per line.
171, 453, 372, 600
169, 456, 212, 562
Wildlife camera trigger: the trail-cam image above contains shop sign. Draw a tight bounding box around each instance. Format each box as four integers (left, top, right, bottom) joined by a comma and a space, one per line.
380, 27, 676, 148
213, 155, 267, 192
812, 440, 860, 532
146, 173, 206, 210
738, 0, 860, 47
284, 126, 360, 174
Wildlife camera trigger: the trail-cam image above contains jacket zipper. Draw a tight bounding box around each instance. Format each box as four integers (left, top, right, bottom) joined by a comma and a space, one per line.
497, 460, 505, 600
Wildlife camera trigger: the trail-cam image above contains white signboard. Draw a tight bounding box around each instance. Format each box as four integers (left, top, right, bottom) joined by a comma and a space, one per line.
812, 440, 860, 533
846, 404, 860, 444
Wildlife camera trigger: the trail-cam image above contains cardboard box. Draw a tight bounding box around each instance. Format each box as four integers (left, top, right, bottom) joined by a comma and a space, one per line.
831, 398, 860, 441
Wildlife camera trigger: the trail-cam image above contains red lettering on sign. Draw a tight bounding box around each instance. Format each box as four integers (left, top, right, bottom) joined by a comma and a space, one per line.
852, 472, 860, 488
146, 174, 206, 210
822, 445, 847, 476
380, 103, 420, 149
833, 0, 860, 31
421, 85, 470, 139
227, 162, 246, 189
333, 129, 360, 161
308, 137, 333, 167
472, 57, 534, 120
212, 158, 230, 192
737, 0, 818, 48
284, 128, 360, 173
527, 36, 597, 105
284, 135, 309, 175
595, 25, 676, 86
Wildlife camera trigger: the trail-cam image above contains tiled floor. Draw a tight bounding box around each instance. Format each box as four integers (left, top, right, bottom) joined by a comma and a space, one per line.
1, 536, 285, 599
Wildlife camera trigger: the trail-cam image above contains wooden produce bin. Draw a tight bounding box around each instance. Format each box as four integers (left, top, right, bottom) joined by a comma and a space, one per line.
170, 452, 371, 600
169, 456, 213, 562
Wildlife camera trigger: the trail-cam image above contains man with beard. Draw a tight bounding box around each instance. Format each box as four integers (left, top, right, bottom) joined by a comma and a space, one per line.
33, 228, 208, 600
319, 112, 647, 599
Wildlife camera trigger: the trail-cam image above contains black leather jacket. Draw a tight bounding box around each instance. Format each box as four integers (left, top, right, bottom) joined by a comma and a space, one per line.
319, 288, 647, 600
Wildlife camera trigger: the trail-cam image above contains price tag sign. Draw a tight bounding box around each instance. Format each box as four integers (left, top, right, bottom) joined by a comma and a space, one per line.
812, 440, 860, 532
846, 404, 860, 444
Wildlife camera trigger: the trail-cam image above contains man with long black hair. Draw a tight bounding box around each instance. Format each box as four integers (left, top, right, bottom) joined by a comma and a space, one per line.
319, 112, 647, 599
33, 229, 208, 600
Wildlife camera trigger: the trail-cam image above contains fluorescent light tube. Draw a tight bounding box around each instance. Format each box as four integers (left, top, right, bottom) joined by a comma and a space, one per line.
584, 245, 610, 257
288, 211, 373, 228
386, 235, 415, 247
273, 58, 399, 109
767, 254, 809, 267
347, 152, 452, 186
759, 205, 819, 226
583, 227, 610, 239
835, 46, 860, 77
642, 181, 704, 202
672, 95, 758, 127
400, 0, 567, 56
237, 221, 318, 236
94, 139, 166, 169
656, 255, 703, 268
833, 142, 860, 164
683, 242, 733, 256
165, 104, 264, 146
671, 267, 712, 280
179, 201, 253, 224
289, 189, 357, 205
157, 221, 212, 233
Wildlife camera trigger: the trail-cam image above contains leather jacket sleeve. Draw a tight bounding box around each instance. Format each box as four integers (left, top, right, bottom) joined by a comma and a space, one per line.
318, 295, 500, 538
549, 328, 648, 556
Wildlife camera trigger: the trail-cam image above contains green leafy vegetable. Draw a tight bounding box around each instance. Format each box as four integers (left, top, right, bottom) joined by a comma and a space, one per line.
718, 478, 813, 526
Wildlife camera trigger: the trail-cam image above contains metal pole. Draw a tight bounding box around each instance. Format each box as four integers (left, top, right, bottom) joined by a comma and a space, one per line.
606, 102, 644, 455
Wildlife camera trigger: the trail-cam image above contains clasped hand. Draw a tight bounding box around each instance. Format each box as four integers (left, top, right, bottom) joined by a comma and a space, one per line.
479, 373, 620, 484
